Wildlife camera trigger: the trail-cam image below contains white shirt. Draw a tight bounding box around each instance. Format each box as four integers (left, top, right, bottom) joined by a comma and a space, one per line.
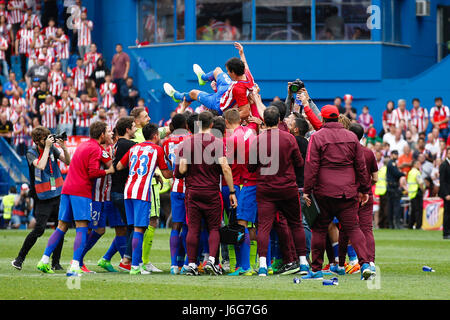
425, 141, 440, 155
383, 132, 395, 145
389, 138, 408, 155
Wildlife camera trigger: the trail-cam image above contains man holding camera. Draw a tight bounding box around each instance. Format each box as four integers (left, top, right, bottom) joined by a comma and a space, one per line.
12, 127, 71, 271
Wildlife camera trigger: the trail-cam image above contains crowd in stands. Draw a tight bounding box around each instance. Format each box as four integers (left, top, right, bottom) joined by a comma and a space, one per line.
0, 0, 139, 156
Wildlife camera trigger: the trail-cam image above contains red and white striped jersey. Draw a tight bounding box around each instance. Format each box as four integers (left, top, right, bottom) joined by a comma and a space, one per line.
40, 102, 57, 129
9, 96, 27, 113
13, 122, 29, 145
121, 141, 168, 201
410, 107, 429, 133
77, 20, 93, 46
0, 36, 8, 60
92, 146, 112, 202
54, 34, 69, 60
74, 100, 93, 127
8, 109, 19, 123
8, 0, 26, 25
20, 12, 41, 28
43, 48, 55, 68
106, 114, 118, 130
430, 105, 450, 130
26, 86, 37, 110
219, 68, 254, 112
16, 27, 33, 55
29, 32, 44, 60
70, 66, 86, 92
48, 70, 66, 97
391, 108, 411, 130
162, 134, 189, 193
84, 51, 101, 77
56, 99, 73, 125
42, 26, 56, 39
100, 82, 117, 109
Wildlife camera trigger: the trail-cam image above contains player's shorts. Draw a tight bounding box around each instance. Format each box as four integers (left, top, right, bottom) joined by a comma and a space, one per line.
58, 194, 92, 223
197, 72, 232, 114
150, 183, 160, 219
125, 199, 151, 227
236, 185, 257, 224
89, 201, 107, 229
171, 192, 186, 223
104, 200, 125, 227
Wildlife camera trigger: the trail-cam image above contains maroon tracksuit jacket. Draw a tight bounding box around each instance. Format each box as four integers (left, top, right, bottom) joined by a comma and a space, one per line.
303, 122, 371, 271
174, 132, 225, 264
248, 128, 307, 258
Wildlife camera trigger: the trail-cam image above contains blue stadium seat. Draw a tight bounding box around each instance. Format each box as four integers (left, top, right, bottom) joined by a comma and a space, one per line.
0, 75, 6, 85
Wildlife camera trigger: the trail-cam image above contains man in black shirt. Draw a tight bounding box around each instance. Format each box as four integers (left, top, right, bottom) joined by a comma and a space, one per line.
33, 81, 51, 124
0, 113, 13, 144
110, 116, 136, 270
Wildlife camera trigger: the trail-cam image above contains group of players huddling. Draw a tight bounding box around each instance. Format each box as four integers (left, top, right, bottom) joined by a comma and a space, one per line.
13, 42, 376, 280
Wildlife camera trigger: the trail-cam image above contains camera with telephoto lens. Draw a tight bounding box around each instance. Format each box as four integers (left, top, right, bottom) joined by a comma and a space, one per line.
289, 79, 305, 94
50, 132, 68, 142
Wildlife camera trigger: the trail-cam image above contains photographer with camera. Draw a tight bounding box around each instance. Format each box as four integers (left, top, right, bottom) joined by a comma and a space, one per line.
11, 126, 71, 271
285, 80, 321, 122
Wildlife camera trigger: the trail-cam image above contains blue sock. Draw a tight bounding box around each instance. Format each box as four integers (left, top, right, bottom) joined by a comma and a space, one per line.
170, 229, 180, 266
179, 226, 188, 267
267, 236, 272, 268
348, 244, 358, 261
44, 228, 65, 257
234, 244, 241, 269
131, 231, 144, 267
73, 227, 88, 263
332, 242, 339, 263
124, 226, 133, 259
173, 91, 193, 102
201, 71, 215, 82
115, 236, 127, 258
240, 228, 251, 270
80, 230, 102, 266
103, 238, 118, 261
270, 230, 281, 260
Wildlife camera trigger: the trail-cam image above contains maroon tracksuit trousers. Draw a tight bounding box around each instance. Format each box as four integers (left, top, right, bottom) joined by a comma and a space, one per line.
312, 195, 369, 272
338, 194, 375, 265
273, 214, 297, 264
257, 194, 306, 259
186, 189, 223, 264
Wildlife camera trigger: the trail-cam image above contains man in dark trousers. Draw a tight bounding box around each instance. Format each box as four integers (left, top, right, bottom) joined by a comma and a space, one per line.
248, 106, 309, 277
338, 123, 378, 275
386, 150, 405, 229
175, 111, 237, 276
439, 146, 450, 239
303, 105, 374, 281
11, 127, 71, 271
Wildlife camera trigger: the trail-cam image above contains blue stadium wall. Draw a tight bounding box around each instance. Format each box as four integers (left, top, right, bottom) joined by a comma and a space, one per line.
84, 0, 450, 133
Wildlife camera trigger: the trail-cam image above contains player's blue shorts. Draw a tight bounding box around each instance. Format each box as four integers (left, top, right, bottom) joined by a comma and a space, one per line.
104, 201, 125, 227
236, 185, 257, 223
197, 72, 232, 115
58, 194, 92, 223
89, 201, 107, 229
125, 199, 151, 227
171, 192, 186, 224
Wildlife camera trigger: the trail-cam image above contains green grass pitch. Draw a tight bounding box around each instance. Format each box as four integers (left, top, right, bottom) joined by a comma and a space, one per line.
0, 228, 449, 300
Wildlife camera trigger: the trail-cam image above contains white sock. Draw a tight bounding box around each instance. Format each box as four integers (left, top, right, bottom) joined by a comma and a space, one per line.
350, 259, 358, 265
299, 256, 308, 265
369, 262, 375, 268
203, 253, 209, 262
70, 260, 80, 270
208, 256, 215, 265
41, 255, 50, 264
189, 262, 197, 269
260, 257, 267, 269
